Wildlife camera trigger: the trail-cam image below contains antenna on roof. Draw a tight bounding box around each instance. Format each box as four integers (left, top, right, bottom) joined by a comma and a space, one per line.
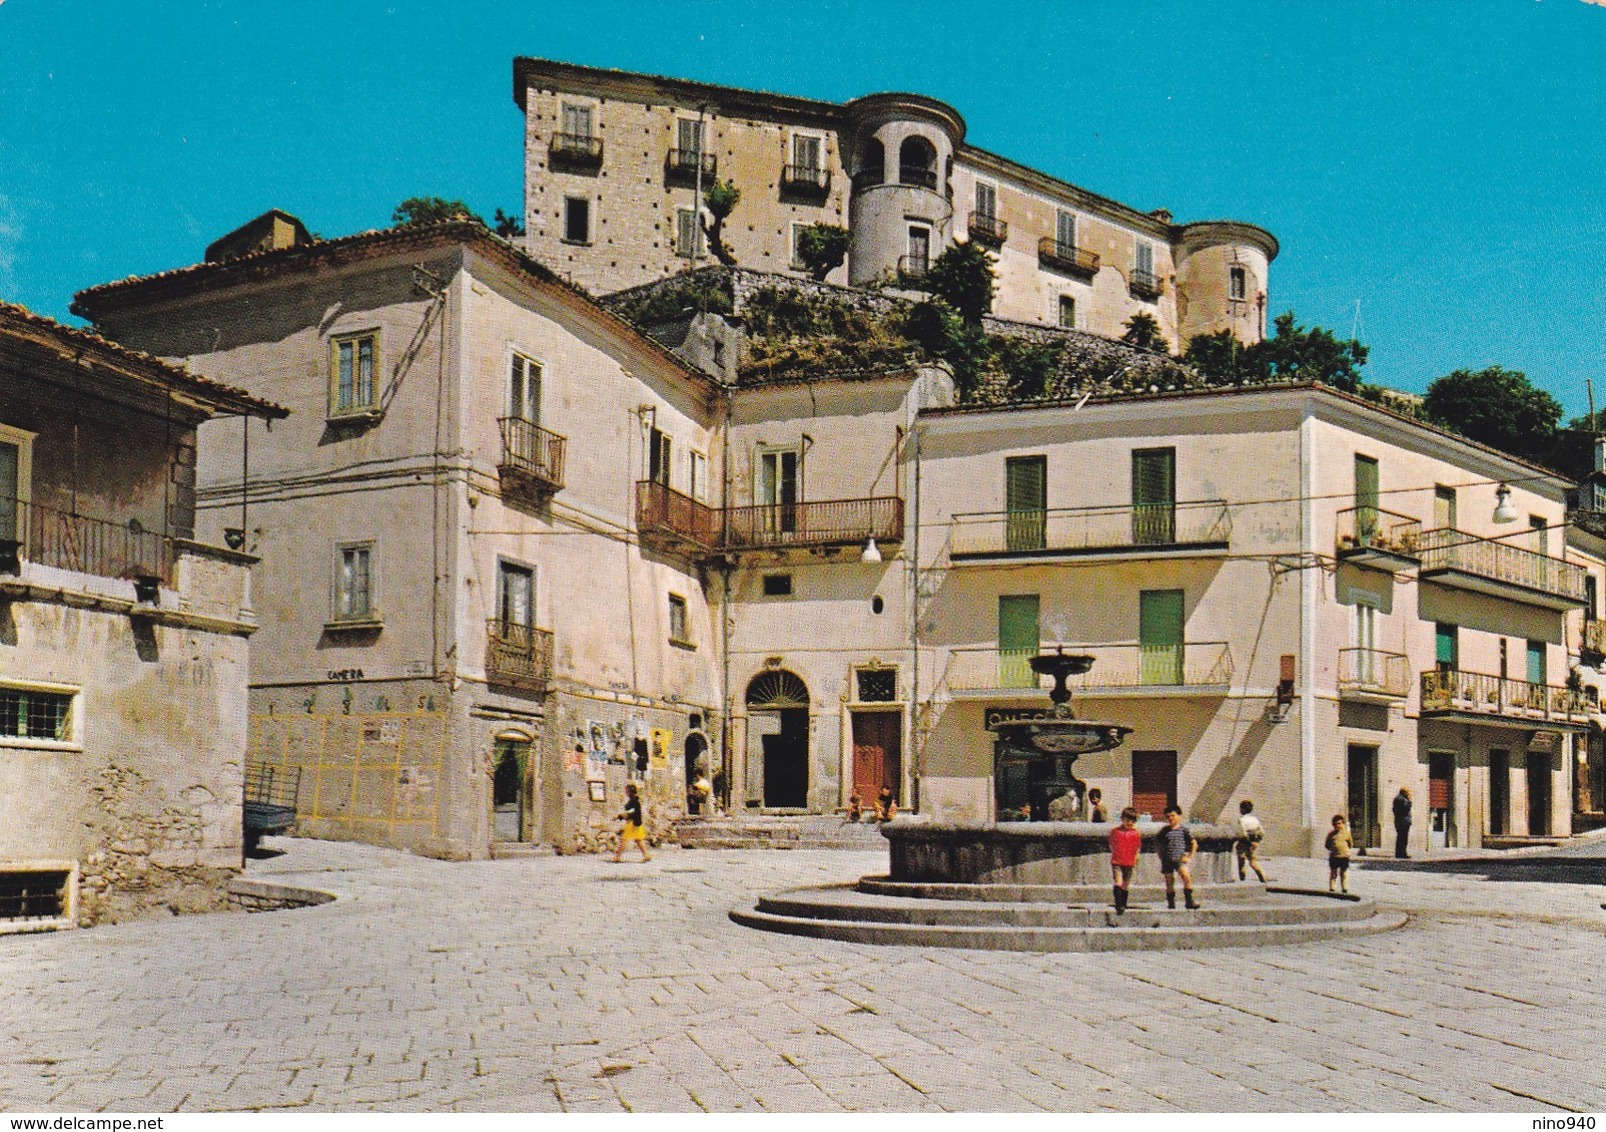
1350, 299, 1362, 346
1589, 377, 1596, 434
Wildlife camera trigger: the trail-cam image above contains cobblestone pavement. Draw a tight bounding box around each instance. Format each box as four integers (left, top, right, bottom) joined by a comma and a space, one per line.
2, 838, 1604, 1113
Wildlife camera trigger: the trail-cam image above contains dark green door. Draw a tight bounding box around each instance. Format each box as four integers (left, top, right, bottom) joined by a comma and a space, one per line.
1131, 448, 1175, 545
1354, 455, 1379, 543
998, 594, 1040, 688
1005, 456, 1046, 551
0, 441, 17, 544
1139, 589, 1184, 685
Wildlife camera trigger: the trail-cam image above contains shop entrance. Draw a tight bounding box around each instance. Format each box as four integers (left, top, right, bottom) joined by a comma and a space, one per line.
1346, 745, 1379, 849
1428, 751, 1455, 849
491, 739, 529, 842
1489, 749, 1510, 835
746, 671, 810, 810
1527, 752, 1551, 836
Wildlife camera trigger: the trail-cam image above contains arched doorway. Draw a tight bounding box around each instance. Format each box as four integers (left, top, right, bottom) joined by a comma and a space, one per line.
491, 736, 530, 842
746, 670, 810, 809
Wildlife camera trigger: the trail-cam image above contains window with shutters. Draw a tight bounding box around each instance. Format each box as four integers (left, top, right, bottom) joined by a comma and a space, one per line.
508, 353, 541, 424
329, 331, 379, 418
1057, 295, 1076, 329
332, 542, 377, 625
497, 561, 534, 631
648, 428, 672, 487
975, 181, 997, 220
677, 208, 702, 258
689, 450, 709, 502
1139, 590, 1185, 685
1433, 485, 1457, 530
562, 197, 591, 244
1527, 640, 1545, 686
0, 425, 33, 555
1131, 447, 1176, 545
1004, 455, 1047, 552
1435, 623, 1459, 671
561, 103, 593, 140
668, 593, 691, 647
1056, 210, 1076, 252
1354, 454, 1379, 542
998, 594, 1040, 688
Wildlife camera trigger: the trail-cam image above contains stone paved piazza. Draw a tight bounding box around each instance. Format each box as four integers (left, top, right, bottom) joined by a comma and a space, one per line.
1, 837, 1604, 1113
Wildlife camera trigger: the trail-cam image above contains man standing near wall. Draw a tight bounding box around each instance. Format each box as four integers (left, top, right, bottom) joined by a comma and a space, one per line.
1392, 788, 1413, 859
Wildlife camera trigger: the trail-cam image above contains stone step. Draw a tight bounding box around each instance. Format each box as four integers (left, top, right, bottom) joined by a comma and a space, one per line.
756, 885, 1377, 930
674, 815, 887, 851
858, 876, 1289, 904
729, 904, 1409, 953
489, 842, 555, 860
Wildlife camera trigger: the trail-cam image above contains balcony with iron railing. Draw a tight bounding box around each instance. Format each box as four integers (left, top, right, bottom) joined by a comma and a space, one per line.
666, 149, 717, 185
942, 641, 1234, 697
1335, 506, 1422, 571
780, 164, 831, 198
485, 619, 555, 695
851, 168, 885, 192
948, 500, 1231, 562
1037, 238, 1100, 278
1129, 268, 1164, 300
635, 481, 903, 558
968, 212, 1007, 247
899, 166, 938, 191
1337, 647, 1411, 699
1419, 667, 1591, 726
896, 255, 930, 286
549, 132, 603, 171
1417, 527, 1588, 610
497, 417, 566, 497
0, 495, 174, 586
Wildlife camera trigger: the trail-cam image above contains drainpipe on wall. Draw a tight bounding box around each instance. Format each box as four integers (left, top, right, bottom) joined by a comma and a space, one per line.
909, 414, 924, 814
1299, 401, 1318, 850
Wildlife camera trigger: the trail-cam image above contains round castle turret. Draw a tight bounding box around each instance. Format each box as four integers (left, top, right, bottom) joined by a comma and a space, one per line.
843, 93, 966, 286
1173, 221, 1279, 346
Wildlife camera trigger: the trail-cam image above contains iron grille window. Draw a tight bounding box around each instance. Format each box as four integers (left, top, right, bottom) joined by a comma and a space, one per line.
856, 668, 897, 702
0, 688, 71, 742
0, 870, 68, 920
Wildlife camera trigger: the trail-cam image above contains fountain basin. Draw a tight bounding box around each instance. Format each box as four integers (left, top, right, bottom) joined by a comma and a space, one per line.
883, 820, 1238, 887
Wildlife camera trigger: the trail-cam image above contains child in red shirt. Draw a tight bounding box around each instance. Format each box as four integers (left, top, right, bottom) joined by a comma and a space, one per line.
1108, 806, 1142, 915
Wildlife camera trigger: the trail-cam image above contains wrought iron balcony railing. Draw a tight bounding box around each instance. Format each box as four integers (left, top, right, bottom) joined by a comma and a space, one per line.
851, 168, 885, 192
899, 167, 938, 190
485, 619, 555, 695
0, 495, 174, 585
1337, 647, 1411, 698
497, 417, 566, 496
635, 482, 903, 558
968, 212, 1007, 246
1417, 527, 1587, 608
1335, 506, 1422, 567
780, 164, 831, 196
549, 133, 603, 169
1037, 238, 1100, 277
1129, 267, 1164, 299
942, 641, 1234, 695
1420, 667, 1591, 724
722, 496, 903, 553
948, 500, 1230, 560
666, 149, 717, 185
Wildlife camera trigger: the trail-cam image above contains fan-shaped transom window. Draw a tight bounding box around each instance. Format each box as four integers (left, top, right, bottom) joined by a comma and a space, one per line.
746, 670, 809, 709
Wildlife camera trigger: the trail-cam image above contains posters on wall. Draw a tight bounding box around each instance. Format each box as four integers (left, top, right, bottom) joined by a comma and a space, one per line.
586, 720, 609, 782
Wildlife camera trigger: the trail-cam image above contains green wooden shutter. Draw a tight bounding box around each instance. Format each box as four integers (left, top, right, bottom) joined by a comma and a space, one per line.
1354, 455, 1379, 543
0, 442, 16, 543
1139, 589, 1184, 685
1131, 448, 1175, 545
1005, 456, 1046, 551
1435, 622, 1458, 670
998, 594, 1040, 688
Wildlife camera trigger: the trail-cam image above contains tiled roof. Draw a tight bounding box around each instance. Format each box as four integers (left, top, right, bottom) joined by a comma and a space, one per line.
0, 300, 287, 419
71, 220, 713, 393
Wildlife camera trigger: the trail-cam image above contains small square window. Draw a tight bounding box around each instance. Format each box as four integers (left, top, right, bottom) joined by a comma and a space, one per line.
335, 544, 374, 622
1058, 295, 1076, 329
330, 331, 378, 417
856, 668, 897, 703
563, 197, 591, 245
668, 594, 691, 647
763, 573, 792, 596
0, 687, 72, 742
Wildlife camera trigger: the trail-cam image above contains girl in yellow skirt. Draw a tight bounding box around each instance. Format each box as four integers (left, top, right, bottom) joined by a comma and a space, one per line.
613, 782, 652, 863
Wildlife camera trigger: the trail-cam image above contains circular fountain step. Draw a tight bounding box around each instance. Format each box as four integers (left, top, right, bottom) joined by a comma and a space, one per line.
731, 880, 1406, 952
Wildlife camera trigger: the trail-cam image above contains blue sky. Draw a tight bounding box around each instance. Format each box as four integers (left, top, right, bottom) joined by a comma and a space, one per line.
2, 1, 1603, 415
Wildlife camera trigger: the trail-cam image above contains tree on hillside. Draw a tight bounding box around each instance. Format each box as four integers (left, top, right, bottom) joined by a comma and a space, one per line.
924, 242, 995, 325
492, 208, 525, 238
1183, 329, 1268, 385
1121, 312, 1169, 355
795, 224, 850, 282
392, 197, 481, 227
700, 179, 741, 266
1258, 311, 1368, 392
1423, 366, 1562, 464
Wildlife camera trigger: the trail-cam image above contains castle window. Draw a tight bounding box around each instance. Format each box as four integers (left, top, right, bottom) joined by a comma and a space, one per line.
676, 208, 701, 258
0, 685, 74, 744
563, 197, 591, 245
898, 136, 937, 190
856, 138, 885, 187
1058, 295, 1076, 329
668, 593, 691, 647
561, 103, 593, 141
1229, 265, 1247, 300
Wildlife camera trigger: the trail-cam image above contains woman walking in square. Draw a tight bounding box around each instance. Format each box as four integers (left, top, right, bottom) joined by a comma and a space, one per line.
613, 782, 652, 863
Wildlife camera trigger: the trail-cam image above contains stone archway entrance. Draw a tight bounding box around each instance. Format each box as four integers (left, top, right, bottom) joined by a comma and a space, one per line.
746, 670, 810, 810
492, 738, 530, 842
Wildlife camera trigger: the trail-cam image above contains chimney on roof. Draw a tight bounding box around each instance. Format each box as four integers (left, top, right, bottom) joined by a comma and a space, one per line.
204, 210, 314, 263
1148, 208, 1173, 224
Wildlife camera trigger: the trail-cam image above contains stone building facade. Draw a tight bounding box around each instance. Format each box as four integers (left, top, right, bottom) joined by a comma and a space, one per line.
0, 302, 283, 928
514, 57, 1277, 351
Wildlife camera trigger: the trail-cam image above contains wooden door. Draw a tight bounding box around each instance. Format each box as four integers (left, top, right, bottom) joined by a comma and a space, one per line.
1005, 456, 1047, 551
1131, 750, 1177, 819
1489, 749, 1510, 835
1139, 589, 1185, 685
998, 594, 1040, 688
1132, 447, 1176, 545
1347, 745, 1379, 848
852, 711, 902, 805
1526, 752, 1551, 836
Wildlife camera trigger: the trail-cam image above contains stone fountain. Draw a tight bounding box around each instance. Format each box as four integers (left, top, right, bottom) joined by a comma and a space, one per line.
731, 647, 1406, 950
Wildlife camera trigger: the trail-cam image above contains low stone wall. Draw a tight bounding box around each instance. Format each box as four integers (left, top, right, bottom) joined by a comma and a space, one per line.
884, 821, 1237, 886
226, 877, 336, 912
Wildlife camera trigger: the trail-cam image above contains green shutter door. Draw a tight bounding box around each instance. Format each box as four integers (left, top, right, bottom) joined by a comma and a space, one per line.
0, 442, 16, 543
1005, 456, 1046, 551
1354, 455, 1379, 543
1139, 589, 1184, 685
998, 594, 1040, 688
1131, 448, 1175, 545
